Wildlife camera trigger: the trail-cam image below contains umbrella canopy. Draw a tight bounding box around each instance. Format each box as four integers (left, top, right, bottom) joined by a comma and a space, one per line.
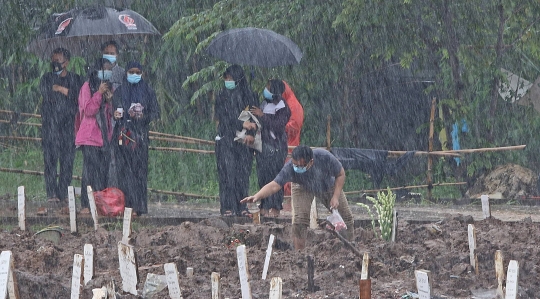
27, 6, 160, 59
206, 27, 303, 68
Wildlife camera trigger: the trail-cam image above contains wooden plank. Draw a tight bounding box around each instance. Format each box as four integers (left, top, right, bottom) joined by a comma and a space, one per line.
391, 209, 398, 242
262, 234, 275, 280
236, 245, 252, 299
360, 252, 370, 280
164, 263, 183, 299
70, 254, 84, 299
87, 186, 99, 231
309, 198, 318, 229
0, 251, 19, 299
359, 279, 371, 299
68, 186, 77, 233
495, 250, 504, 299
186, 267, 194, 277
211, 272, 221, 299
17, 186, 25, 231
307, 256, 315, 292
505, 260, 519, 299
468, 224, 477, 272
268, 277, 282, 299
122, 208, 132, 244
481, 195, 491, 219
117, 242, 138, 295
83, 244, 94, 285
415, 269, 431, 299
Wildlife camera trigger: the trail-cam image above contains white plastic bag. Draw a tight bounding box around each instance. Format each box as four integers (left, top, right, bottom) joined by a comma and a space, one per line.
326, 209, 347, 232
234, 110, 262, 152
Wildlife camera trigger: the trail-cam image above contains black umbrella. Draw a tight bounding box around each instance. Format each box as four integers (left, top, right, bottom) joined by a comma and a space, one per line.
27, 6, 160, 59
206, 27, 303, 68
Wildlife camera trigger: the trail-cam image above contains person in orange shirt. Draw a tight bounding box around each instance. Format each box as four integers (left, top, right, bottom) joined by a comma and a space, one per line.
281, 81, 303, 196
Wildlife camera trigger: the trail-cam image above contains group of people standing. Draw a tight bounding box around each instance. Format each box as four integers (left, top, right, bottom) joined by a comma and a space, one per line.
39, 41, 160, 217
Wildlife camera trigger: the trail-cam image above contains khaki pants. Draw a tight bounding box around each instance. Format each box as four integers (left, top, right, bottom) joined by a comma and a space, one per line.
291, 183, 354, 241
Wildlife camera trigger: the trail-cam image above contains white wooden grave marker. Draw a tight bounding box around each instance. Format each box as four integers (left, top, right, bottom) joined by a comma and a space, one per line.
70, 254, 84, 299
415, 270, 431, 299
17, 186, 25, 231
0, 251, 19, 299
268, 277, 282, 299
186, 267, 194, 277
211, 272, 221, 299
468, 224, 478, 274
262, 234, 275, 280
309, 198, 318, 229
83, 244, 94, 285
87, 186, 99, 231
505, 260, 519, 299
117, 242, 138, 295
236, 245, 252, 299
68, 186, 77, 233
122, 207, 132, 244
361, 252, 370, 280
164, 263, 183, 299
91, 287, 107, 299
481, 195, 491, 219
495, 250, 504, 299
391, 209, 398, 242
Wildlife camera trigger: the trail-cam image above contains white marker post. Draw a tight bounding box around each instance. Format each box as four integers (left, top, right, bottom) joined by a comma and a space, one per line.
87, 186, 99, 231
17, 186, 25, 231
0, 251, 19, 299
122, 208, 133, 244
118, 242, 138, 295
505, 260, 519, 299
262, 234, 275, 280
236, 245, 252, 299
415, 270, 431, 299
83, 244, 94, 285
481, 195, 491, 219
360, 252, 370, 280
211, 272, 221, 299
68, 186, 77, 234
495, 250, 504, 299
309, 198, 318, 229
268, 277, 282, 299
164, 263, 183, 299
468, 224, 478, 274
70, 254, 84, 299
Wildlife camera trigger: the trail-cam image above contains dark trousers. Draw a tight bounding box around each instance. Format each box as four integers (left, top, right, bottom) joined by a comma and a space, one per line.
80, 146, 109, 208
256, 145, 287, 210
216, 138, 253, 215
117, 144, 149, 215
42, 136, 75, 200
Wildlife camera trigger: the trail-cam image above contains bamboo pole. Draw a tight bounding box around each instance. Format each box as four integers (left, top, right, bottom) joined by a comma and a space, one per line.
149, 131, 215, 145
0, 120, 41, 127
437, 145, 526, 153
0, 109, 41, 118
147, 188, 218, 199
326, 115, 331, 151
149, 136, 208, 145
149, 146, 215, 154
427, 98, 436, 201
343, 182, 468, 195
0, 136, 41, 142
0, 167, 81, 180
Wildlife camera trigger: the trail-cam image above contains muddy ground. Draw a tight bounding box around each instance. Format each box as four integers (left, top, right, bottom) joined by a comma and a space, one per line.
1, 207, 540, 299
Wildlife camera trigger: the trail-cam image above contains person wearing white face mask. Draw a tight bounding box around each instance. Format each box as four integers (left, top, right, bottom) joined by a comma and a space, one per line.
242, 145, 355, 250
75, 58, 115, 214
101, 40, 125, 91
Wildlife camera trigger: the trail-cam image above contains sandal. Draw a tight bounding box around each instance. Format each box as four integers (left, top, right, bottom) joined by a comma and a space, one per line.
221, 210, 234, 217
79, 208, 90, 215
240, 210, 253, 219
36, 207, 48, 216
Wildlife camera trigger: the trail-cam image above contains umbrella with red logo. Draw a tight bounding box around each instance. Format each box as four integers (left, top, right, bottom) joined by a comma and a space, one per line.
27, 6, 160, 59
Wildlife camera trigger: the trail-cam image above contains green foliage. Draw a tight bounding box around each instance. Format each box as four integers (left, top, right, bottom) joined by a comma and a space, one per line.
359, 188, 396, 241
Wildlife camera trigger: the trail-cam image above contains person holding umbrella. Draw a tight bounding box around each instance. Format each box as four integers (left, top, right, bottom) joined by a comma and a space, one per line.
76, 58, 115, 214
113, 61, 160, 216
101, 40, 125, 91
215, 64, 259, 217
39, 47, 83, 205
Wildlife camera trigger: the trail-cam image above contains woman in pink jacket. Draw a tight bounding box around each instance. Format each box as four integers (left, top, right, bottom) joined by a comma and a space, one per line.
75, 58, 114, 214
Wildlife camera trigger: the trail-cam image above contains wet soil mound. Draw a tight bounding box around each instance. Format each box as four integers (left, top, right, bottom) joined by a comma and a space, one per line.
466, 163, 537, 199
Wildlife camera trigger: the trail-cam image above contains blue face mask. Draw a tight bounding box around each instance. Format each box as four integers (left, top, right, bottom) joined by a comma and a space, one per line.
97, 70, 113, 81
263, 88, 273, 100
224, 80, 236, 90
103, 54, 117, 64
127, 74, 142, 84
293, 165, 308, 174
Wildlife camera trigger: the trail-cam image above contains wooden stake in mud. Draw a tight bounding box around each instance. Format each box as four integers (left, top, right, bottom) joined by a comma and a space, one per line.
0, 251, 20, 299
307, 255, 315, 292
495, 250, 504, 299
427, 98, 436, 201
122, 207, 133, 244
467, 224, 478, 275
117, 242, 138, 295
186, 267, 194, 277
211, 272, 221, 299
236, 245, 252, 299
262, 234, 275, 280
505, 260, 519, 299
87, 186, 99, 231
414, 269, 432, 299
309, 199, 318, 229
68, 186, 77, 234
481, 195, 491, 219
391, 209, 398, 242
359, 252, 371, 299
269, 277, 282, 299
83, 244, 94, 285
164, 263, 183, 299
17, 186, 25, 231
70, 254, 84, 299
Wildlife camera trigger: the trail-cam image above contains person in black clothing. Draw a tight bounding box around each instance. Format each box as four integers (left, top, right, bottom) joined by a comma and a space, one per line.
113, 61, 160, 216
248, 79, 290, 217
215, 65, 258, 217
39, 47, 83, 203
